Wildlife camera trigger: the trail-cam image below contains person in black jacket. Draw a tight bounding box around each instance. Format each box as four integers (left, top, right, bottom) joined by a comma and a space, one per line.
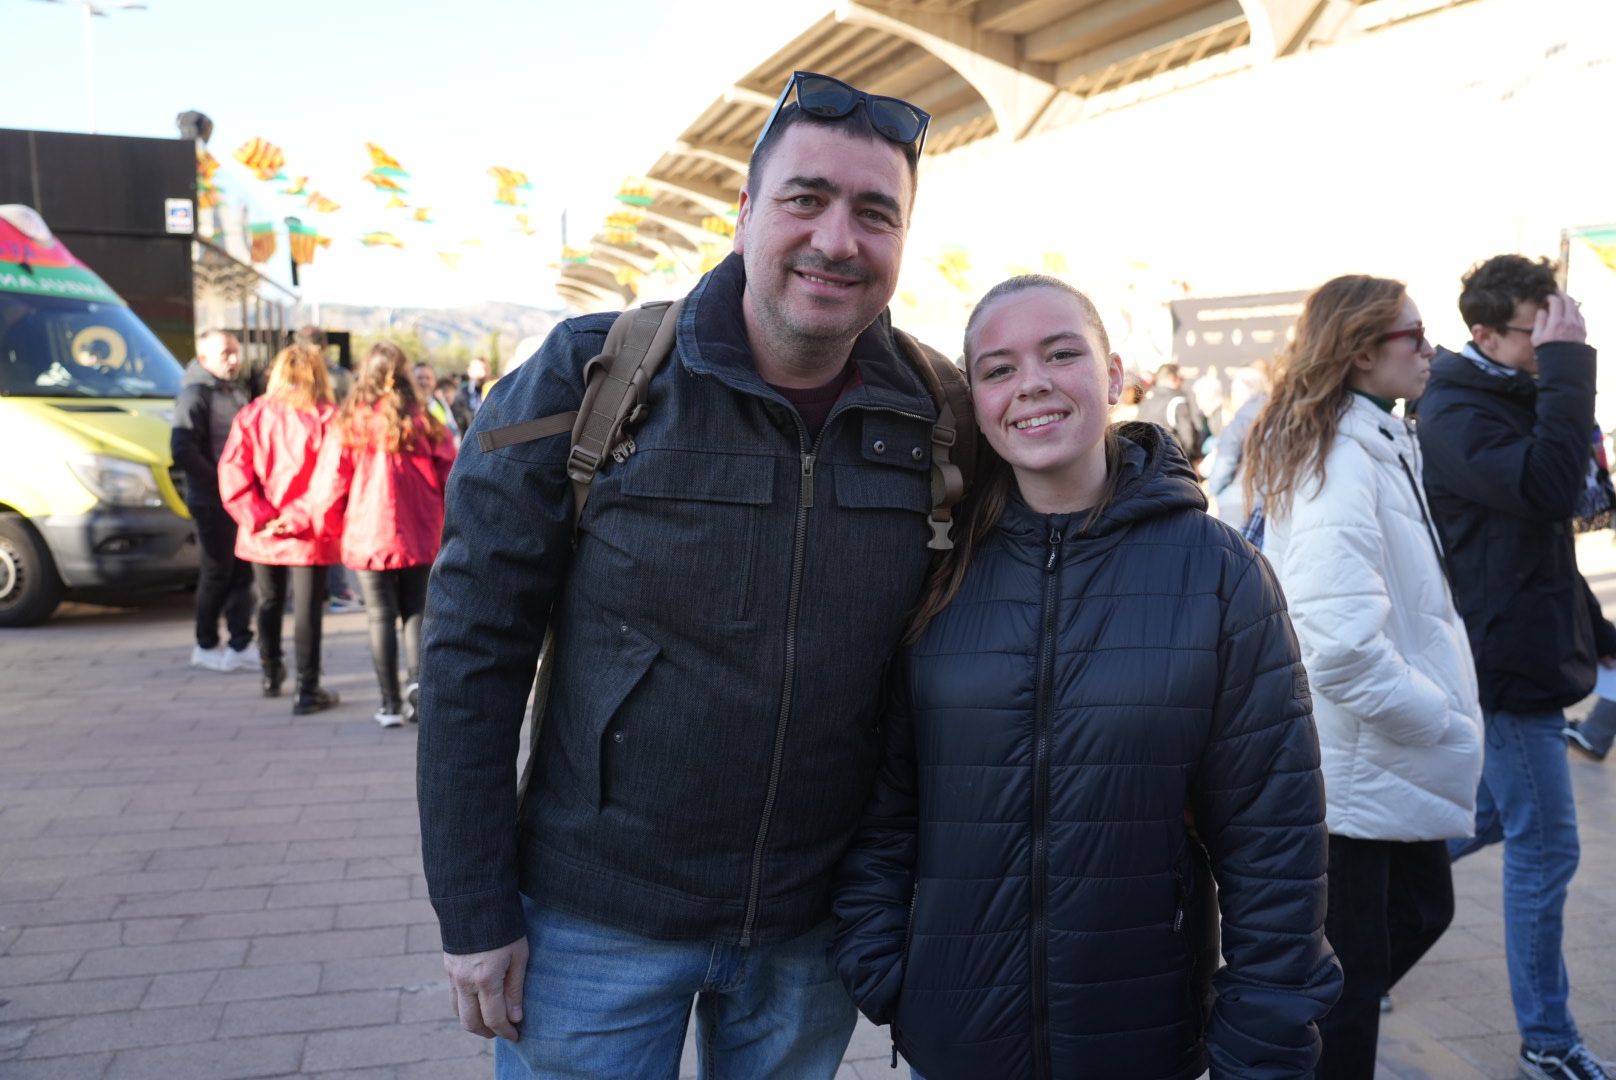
170, 330, 255, 673
1136, 361, 1207, 468
1418, 255, 1615, 1080
832, 276, 1340, 1080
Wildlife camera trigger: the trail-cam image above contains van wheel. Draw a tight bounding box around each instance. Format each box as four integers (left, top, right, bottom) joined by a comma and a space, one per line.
0, 514, 64, 627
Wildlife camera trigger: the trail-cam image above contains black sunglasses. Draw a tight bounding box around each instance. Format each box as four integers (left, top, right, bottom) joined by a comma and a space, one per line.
751, 71, 931, 158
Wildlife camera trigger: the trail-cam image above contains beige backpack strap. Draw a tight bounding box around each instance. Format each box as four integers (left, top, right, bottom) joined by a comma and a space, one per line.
894, 330, 975, 551
566, 299, 683, 526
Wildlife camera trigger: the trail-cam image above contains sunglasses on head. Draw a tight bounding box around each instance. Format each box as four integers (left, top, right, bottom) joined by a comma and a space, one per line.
751, 71, 931, 158
1377, 324, 1428, 350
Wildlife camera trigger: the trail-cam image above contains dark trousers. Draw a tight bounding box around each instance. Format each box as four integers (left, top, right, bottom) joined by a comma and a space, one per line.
253, 563, 325, 683
1318, 835, 1454, 1079
356, 566, 430, 710
190, 503, 253, 651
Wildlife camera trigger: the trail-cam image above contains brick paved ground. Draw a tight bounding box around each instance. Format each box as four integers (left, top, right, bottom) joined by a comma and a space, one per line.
2, 539, 1615, 1079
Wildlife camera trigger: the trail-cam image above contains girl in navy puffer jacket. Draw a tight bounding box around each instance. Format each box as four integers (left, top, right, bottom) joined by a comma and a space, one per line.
832, 276, 1342, 1080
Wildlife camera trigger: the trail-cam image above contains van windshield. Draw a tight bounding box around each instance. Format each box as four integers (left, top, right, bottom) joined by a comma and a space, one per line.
0, 293, 185, 398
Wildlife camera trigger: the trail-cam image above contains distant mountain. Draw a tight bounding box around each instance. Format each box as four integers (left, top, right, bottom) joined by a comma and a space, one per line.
290, 300, 564, 362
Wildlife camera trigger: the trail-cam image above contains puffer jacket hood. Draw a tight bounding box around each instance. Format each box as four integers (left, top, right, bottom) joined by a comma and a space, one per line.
833, 426, 1339, 1080
1263, 394, 1484, 841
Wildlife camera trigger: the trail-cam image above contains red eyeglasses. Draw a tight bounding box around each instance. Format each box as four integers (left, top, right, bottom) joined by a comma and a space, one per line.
1378, 324, 1428, 349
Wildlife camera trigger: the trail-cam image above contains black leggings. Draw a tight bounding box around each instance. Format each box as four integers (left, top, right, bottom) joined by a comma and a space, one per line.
253, 563, 325, 683
356, 565, 430, 710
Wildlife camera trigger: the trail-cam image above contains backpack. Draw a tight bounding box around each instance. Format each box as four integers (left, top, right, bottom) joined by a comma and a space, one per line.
475, 300, 976, 801
476, 298, 976, 550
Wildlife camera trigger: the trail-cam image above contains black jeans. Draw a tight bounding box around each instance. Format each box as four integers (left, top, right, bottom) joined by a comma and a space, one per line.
1318, 835, 1454, 1079
253, 563, 325, 683
356, 565, 430, 710
190, 503, 253, 651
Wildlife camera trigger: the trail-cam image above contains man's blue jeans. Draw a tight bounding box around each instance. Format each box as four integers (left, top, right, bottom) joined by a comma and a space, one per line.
1449, 708, 1582, 1052
493, 897, 857, 1080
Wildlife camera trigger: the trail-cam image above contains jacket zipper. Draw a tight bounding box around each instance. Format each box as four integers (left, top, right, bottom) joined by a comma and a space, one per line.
891, 879, 921, 1068
1395, 422, 1452, 597
1031, 526, 1060, 1080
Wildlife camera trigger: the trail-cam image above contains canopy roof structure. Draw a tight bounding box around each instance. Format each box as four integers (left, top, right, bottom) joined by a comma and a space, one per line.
560, 0, 1472, 308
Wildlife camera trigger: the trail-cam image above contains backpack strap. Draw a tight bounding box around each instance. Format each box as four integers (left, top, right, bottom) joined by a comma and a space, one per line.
474, 299, 683, 529
893, 330, 975, 551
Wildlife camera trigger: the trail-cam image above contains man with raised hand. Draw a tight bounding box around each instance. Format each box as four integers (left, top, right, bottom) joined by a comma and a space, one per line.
1419, 254, 1614, 1080
418, 73, 939, 1079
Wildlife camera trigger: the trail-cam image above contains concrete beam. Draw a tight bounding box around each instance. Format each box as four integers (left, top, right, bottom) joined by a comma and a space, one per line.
723, 85, 777, 110
590, 246, 656, 273
1053, 1, 1243, 86
642, 210, 717, 250
669, 139, 752, 175
648, 175, 741, 218
835, 0, 1067, 141
1239, 0, 1337, 58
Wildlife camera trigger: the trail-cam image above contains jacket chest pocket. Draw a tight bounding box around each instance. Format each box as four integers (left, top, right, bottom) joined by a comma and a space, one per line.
612, 448, 775, 626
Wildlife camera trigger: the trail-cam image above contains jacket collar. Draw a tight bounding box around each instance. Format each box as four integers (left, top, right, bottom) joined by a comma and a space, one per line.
1429, 345, 1536, 401
674, 252, 936, 418
1337, 391, 1411, 463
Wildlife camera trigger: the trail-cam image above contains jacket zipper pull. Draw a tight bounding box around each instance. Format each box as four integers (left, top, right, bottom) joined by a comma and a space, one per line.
891, 1039, 898, 1068
1046, 528, 1062, 572
1173, 907, 1185, 933
800, 452, 815, 510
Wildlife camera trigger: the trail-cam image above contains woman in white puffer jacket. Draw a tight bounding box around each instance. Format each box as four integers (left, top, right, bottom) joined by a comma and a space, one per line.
1245, 275, 1484, 1080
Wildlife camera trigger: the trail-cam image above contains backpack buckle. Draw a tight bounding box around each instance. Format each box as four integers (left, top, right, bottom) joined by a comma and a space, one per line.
566, 444, 602, 485
927, 514, 955, 551
932, 424, 956, 449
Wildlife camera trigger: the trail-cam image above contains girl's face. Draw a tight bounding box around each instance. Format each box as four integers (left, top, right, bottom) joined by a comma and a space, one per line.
1352, 295, 1435, 402
968, 288, 1123, 510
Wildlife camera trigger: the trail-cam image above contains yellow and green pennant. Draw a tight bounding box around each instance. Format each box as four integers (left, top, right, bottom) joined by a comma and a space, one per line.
234, 137, 288, 181
248, 222, 277, 264
615, 179, 653, 207
287, 220, 331, 265
360, 231, 405, 248
1573, 226, 1616, 273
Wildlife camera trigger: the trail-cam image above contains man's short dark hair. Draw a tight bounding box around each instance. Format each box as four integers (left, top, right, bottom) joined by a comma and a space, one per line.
747, 103, 920, 198
293, 325, 327, 348
1155, 362, 1181, 383
1459, 255, 1558, 329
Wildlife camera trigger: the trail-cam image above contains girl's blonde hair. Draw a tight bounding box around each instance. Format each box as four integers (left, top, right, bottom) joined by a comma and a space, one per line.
265, 344, 334, 412
1243, 275, 1407, 518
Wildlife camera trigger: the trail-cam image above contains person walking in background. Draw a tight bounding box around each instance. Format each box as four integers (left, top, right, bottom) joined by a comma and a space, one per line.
171, 329, 256, 673
413, 361, 459, 441
1244, 275, 1484, 1078
1136, 361, 1206, 468
450, 355, 488, 433
1419, 255, 1614, 1080
218, 343, 343, 715
833, 276, 1340, 1080
1206, 362, 1269, 525
313, 343, 455, 728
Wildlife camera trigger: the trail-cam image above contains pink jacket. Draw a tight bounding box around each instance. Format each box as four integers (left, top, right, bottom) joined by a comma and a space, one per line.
218, 398, 341, 566
311, 408, 456, 571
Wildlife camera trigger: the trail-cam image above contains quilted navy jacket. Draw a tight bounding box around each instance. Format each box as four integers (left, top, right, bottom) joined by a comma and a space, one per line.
832, 425, 1341, 1080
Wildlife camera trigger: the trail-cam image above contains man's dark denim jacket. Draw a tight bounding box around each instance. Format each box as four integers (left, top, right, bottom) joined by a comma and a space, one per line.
418, 255, 939, 953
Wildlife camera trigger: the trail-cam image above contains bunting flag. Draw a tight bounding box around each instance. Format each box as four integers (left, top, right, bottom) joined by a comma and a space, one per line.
615, 179, 654, 207
604, 229, 636, 246
461, 237, 484, 248
1041, 251, 1070, 275
305, 192, 341, 214
937, 246, 972, 292
287, 221, 331, 266
699, 243, 726, 274
437, 251, 462, 270
1573, 225, 1616, 272
196, 178, 222, 210
561, 246, 590, 264
384, 194, 408, 209
513, 213, 536, 237
363, 170, 407, 193
411, 207, 434, 224
234, 137, 288, 181
701, 215, 735, 238
196, 148, 220, 183
248, 222, 276, 264
366, 143, 408, 176
360, 231, 405, 248
614, 266, 643, 292
489, 167, 532, 207
652, 253, 678, 279
279, 176, 309, 197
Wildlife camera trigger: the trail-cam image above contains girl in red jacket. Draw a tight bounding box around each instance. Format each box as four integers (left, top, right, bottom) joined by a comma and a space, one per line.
219, 344, 342, 715
313, 342, 455, 727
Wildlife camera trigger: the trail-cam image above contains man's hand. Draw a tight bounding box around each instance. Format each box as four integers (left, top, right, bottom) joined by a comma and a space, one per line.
444, 937, 529, 1041
1533, 292, 1587, 347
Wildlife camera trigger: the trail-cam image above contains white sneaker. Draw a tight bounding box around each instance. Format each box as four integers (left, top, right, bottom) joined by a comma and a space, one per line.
191, 644, 233, 672
223, 646, 260, 672
373, 707, 404, 729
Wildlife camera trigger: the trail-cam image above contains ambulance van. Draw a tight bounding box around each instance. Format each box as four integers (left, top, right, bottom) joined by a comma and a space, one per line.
0, 203, 196, 626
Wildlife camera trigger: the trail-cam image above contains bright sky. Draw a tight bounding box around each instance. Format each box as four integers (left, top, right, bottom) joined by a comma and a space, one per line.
2, 0, 809, 308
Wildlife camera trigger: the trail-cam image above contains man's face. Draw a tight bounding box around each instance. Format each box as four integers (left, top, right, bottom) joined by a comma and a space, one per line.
467, 359, 488, 382
734, 123, 911, 354
413, 364, 435, 397
198, 335, 241, 380
1474, 299, 1543, 374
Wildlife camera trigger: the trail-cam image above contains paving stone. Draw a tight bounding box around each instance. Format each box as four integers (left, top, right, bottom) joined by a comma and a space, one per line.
102, 1033, 304, 1080
17, 1003, 222, 1057
206, 862, 348, 890
73, 939, 248, 980
333, 900, 437, 931
317, 953, 443, 994
0, 1050, 114, 1078
0, 975, 149, 1020
266, 879, 412, 910
145, 842, 290, 871
111, 888, 269, 920
246, 928, 405, 967
207, 964, 323, 1004
140, 971, 220, 1008
11, 921, 125, 955
217, 990, 399, 1038
301, 1020, 471, 1072
0, 951, 82, 987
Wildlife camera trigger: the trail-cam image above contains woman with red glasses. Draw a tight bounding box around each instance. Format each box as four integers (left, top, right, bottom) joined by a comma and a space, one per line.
1243, 275, 1485, 1078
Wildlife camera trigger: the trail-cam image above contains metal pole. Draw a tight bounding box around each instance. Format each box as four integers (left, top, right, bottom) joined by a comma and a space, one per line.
83, 5, 96, 133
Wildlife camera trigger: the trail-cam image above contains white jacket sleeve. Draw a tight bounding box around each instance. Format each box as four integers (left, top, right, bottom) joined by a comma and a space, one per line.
1278, 443, 1451, 746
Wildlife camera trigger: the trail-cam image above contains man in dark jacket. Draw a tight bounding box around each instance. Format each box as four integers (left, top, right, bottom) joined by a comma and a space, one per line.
419, 75, 938, 1078
170, 330, 254, 673
1136, 362, 1207, 468
1418, 254, 1614, 1080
